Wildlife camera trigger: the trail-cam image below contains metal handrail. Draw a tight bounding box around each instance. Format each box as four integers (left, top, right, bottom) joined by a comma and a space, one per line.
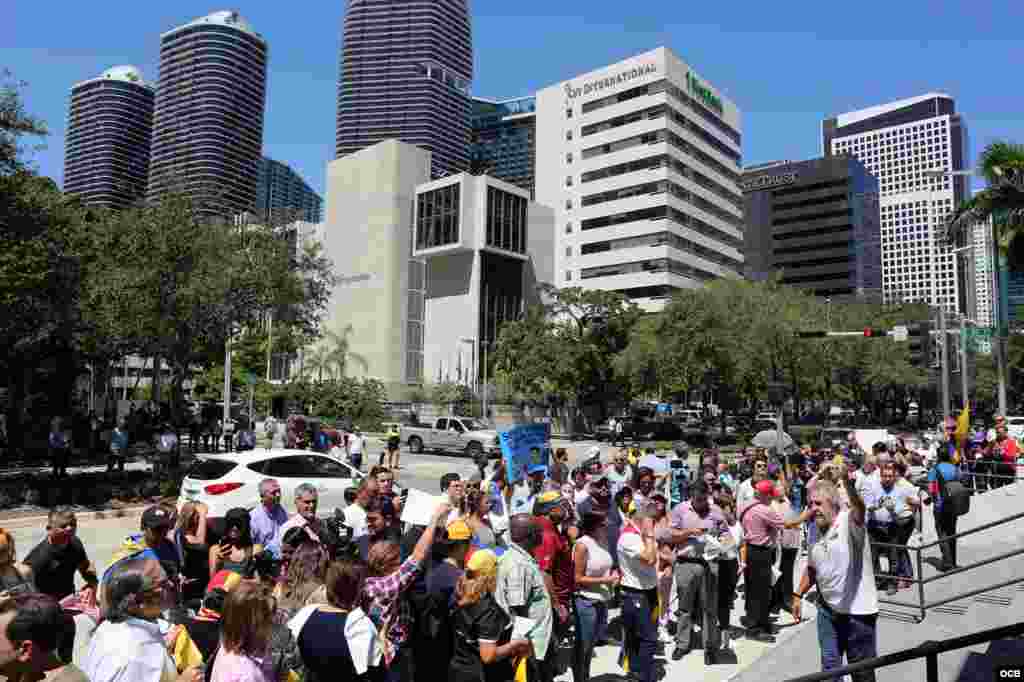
783, 620, 1024, 682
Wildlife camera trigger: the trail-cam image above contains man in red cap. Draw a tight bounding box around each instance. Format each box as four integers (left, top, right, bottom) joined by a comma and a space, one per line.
740, 479, 789, 641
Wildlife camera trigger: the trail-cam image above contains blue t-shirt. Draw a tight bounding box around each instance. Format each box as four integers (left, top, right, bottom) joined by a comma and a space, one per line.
928, 462, 960, 512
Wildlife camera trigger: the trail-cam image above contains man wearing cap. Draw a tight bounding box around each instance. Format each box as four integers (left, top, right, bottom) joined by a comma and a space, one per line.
532, 492, 574, 639
664, 481, 728, 661
740, 480, 788, 641
420, 519, 472, 669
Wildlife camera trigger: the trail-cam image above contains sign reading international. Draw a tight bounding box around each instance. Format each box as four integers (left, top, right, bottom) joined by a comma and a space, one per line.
564, 63, 657, 100
740, 172, 799, 192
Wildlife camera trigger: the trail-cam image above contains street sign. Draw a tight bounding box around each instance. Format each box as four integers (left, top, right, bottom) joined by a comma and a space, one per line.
892, 325, 908, 342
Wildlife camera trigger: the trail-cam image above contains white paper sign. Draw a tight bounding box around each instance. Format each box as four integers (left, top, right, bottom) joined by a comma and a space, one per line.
400, 488, 441, 527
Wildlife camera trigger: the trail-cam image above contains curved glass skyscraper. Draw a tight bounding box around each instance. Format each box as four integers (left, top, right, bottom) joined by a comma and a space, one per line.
148, 11, 268, 216
64, 66, 154, 208
335, 0, 473, 178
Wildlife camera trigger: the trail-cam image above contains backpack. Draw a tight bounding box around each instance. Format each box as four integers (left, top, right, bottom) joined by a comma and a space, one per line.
936, 466, 971, 517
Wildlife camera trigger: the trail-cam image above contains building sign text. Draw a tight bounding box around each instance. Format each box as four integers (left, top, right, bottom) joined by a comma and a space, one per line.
564, 63, 657, 99
686, 72, 723, 115
741, 173, 799, 192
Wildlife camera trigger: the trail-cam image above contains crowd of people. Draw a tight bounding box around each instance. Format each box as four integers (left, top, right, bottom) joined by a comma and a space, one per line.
0, 414, 1016, 682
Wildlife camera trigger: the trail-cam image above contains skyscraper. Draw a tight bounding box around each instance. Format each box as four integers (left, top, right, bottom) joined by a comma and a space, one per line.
335, 0, 473, 179
471, 96, 536, 197
535, 47, 744, 311
823, 93, 970, 313
147, 11, 268, 216
63, 66, 154, 208
255, 157, 323, 224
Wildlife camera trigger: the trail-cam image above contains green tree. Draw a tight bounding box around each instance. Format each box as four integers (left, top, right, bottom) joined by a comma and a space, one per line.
949, 142, 1024, 261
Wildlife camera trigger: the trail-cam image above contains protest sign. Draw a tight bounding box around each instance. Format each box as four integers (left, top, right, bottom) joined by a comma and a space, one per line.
400, 488, 442, 527
499, 423, 551, 484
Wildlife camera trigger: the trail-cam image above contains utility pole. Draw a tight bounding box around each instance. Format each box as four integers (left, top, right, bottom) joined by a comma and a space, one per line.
223, 334, 233, 435
940, 306, 950, 422
960, 316, 969, 410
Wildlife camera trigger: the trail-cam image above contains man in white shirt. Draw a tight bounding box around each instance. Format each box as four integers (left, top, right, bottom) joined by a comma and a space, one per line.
605, 450, 634, 497
854, 452, 881, 499
617, 507, 658, 682
348, 428, 365, 470
865, 461, 919, 594
343, 475, 379, 539
794, 473, 878, 681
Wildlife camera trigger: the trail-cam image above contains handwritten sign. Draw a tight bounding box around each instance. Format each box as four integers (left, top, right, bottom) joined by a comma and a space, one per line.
499, 423, 551, 485
400, 488, 442, 527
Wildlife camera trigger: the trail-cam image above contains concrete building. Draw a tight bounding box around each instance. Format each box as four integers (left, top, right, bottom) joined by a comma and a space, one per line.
414, 174, 554, 385
535, 47, 744, 311
823, 93, 970, 313
970, 214, 996, 328
148, 11, 268, 215
335, 0, 472, 179
256, 157, 323, 224
63, 65, 154, 208
471, 96, 536, 197
742, 156, 882, 299
321, 140, 554, 397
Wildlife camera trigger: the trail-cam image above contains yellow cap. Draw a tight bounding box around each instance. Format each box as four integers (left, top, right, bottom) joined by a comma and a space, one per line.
446, 519, 473, 542
466, 549, 498, 578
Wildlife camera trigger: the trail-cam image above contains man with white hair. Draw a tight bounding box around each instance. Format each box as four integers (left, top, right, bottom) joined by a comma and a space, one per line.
794, 470, 878, 680
605, 448, 634, 497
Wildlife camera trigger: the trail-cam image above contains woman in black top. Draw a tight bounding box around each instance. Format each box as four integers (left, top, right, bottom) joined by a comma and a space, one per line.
175, 502, 209, 605
208, 508, 261, 578
450, 549, 531, 682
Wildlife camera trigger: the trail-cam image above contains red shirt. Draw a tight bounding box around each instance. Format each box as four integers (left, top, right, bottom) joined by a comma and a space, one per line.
997, 437, 1020, 464
532, 515, 574, 608
740, 502, 784, 547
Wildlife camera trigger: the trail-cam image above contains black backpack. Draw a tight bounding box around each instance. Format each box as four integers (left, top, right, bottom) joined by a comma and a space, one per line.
936, 466, 971, 517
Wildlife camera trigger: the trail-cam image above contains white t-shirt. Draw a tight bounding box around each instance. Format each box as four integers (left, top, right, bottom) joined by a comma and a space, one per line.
616, 524, 658, 590
868, 479, 917, 523
349, 435, 364, 455
736, 478, 755, 512
855, 468, 880, 499
344, 502, 368, 538
809, 510, 878, 615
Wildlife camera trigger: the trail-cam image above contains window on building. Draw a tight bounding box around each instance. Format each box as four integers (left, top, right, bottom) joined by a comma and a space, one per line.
566, 130, 573, 141
565, 222, 573, 234
565, 175, 573, 187
486, 186, 527, 254
566, 108, 573, 119
565, 246, 572, 257
566, 199, 573, 210
565, 270, 572, 281
415, 183, 461, 249
566, 152, 573, 164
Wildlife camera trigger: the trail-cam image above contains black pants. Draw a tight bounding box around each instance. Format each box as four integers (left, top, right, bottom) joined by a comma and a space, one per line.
744, 544, 774, 631
934, 508, 958, 568
771, 547, 798, 612
717, 558, 739, 632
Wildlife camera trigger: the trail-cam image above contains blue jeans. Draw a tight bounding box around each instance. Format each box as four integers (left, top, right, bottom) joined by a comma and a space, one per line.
816, 605, 878, 682
574, 596, 608, 682
620, 587, 657, 682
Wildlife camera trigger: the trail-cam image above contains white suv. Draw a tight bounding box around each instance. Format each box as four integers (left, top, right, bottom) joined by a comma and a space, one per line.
1005, 416, 1024, 441
177, 449, 364, 519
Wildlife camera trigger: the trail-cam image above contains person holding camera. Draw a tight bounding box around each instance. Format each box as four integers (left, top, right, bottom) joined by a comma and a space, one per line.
209, 509, 262, 578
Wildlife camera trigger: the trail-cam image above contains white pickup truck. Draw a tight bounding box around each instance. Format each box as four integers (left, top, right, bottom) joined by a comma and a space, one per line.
400, 416, 501, 459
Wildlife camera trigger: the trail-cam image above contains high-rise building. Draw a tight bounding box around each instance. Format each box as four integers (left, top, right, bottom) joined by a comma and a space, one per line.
535, 47, 744, 311
63, 66, 154, 208
335, 0, 473, 179
255, 157, 323, 224
148, 11, 268, 216
971, 216, 996, 327
823, 93, 970, 313
471, 96, 536, 197
742, 156, 881, 299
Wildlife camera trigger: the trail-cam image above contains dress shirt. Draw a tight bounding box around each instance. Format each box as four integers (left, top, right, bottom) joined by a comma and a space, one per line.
79, 617, 177, 682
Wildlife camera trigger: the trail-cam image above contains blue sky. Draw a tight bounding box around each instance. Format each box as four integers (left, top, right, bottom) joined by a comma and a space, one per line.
6, 0, 1023, 198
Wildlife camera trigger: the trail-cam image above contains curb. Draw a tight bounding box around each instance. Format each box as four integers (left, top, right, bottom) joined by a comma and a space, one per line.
0, 505, 149, 529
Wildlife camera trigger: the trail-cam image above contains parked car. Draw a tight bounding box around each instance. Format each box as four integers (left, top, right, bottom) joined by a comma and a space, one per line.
400, 416, 500, 459
177, 449, 365, 519
815, 426, 856, 450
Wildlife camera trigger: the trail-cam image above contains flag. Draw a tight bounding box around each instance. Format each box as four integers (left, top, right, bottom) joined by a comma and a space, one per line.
954, 406, 970, 465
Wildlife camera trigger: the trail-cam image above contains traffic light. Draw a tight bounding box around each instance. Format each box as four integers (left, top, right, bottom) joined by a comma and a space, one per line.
908, 322, 933, 367
863, 328, 887, 337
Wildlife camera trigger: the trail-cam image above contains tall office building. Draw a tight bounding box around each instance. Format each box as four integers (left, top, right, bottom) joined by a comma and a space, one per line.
971, 215, 996, 326
742, 156, 881, 298
471, 96, 536, 196
255, 157, 323, 224
63, 66, 154, 208
823, 93, 970, 313
335, 0, 473, 179
536, 47, 744, 311
148, 11, 268, 216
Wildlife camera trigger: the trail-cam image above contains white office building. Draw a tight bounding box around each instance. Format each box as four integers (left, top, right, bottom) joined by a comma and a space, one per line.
971, 215, 996, 328
535, 47, 744, 311
823, 93, 970, 313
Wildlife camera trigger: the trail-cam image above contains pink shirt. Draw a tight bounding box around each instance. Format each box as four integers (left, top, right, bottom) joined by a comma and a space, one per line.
210, 650, 274, 682
740, 502, 784, 547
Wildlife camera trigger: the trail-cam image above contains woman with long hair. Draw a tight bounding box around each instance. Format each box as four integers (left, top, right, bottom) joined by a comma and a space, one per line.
651, 493, 674, 634
464, 488, 502, 551
209, 508, 262, 578
713, 490, 741, 650
0, 528, 34, 596
572, 512, 617, 682
450, 549, 531, 682
175, 502, 209, 605
275, 541, 329, 614
770, 480, 801, 617
210, 581, 277, 682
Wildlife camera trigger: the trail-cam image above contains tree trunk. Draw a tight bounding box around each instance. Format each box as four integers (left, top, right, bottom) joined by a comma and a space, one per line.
153, 353, 163, 406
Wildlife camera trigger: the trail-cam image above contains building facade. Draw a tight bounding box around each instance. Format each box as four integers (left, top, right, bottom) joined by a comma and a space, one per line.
471, 96, 536, 196
535, 47, 744, 311
63, 66, 154, 208
256, 157, 323, 224
414, 174, 554, 385
823, 93, 970, 313
147, 11, 268, 216
742, 156, 882, 298
335, 0, 472, 179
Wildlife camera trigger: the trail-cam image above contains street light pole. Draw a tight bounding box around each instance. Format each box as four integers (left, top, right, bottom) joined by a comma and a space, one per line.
940, 305, 950, 421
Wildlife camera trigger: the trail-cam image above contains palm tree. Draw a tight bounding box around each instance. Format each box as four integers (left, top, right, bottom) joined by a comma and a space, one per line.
302, 345, 335, 383
302, 325, 368, 381
949, 142, 1024, 261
